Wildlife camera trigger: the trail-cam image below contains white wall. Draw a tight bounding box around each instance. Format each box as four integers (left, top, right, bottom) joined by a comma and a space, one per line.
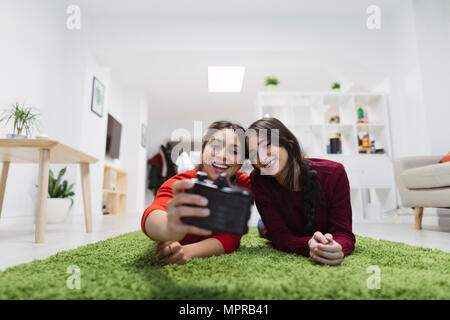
88, 1, 448, 160
120, 92, 148, 214
0, 0, 148, 219
384, 0, 429, 157
0, 0, 68, 217
412, 0, 450, 155
86, 1, 413, 162
384, 0, 450, 157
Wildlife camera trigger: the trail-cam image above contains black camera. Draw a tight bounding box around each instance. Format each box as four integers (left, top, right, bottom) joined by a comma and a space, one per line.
181, 171, 254, 236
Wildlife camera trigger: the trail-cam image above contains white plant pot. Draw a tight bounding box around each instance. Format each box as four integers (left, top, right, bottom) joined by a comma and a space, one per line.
6, 133, 27, 139
46, 198, 72, 224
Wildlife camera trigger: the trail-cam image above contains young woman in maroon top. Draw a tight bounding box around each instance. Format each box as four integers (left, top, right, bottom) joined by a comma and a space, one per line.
246, 118, 355, 266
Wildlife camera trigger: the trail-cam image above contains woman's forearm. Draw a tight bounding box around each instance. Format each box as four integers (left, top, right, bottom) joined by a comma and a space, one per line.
144, 210, 186, 242
271, 234, 311, 257
331, 232, 355, 256
183, 238, 225, 259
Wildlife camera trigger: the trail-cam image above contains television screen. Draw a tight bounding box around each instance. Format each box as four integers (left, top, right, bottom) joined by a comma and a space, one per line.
105, 114, 122, 159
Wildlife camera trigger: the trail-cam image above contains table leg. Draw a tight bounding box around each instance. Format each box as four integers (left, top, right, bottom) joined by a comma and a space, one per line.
0, 161, 10, 218
35, 149, 50, 243
80, 162, 92, 233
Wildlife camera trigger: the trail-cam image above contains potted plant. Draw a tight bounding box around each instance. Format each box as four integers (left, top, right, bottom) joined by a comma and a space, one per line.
46, 167, 75, 224
0, 102, 40, 138
264, 76, 279, 91
331, 82, 341, 92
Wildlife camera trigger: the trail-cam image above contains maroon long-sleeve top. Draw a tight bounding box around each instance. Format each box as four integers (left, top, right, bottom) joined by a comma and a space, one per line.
250, 158, 355, 257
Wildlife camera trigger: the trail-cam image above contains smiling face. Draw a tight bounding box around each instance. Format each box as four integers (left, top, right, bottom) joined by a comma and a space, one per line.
247, 132, 289, 177
201, 128, 243, 181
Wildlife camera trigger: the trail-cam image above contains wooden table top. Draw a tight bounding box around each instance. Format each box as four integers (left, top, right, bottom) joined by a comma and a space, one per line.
0, 138, 99, 164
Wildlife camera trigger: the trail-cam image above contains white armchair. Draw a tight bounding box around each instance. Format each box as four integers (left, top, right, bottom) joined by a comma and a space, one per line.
394, 156, 450, 229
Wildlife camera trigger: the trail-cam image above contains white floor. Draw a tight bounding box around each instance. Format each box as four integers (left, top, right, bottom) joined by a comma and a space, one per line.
0, 211, 143, 271
0, 209, 449, 271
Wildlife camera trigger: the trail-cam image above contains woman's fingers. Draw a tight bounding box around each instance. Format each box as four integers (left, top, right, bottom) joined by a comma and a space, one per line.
156, 241, 172, 254
312, 247, 344, 260
172, 179, 195, 195
166, 204, 212, 236
165, 178, 214, 237
168, 193, 208, 209
308, 237, 318, 249
166, 252, 187, 265
167, 220, 212, 236
313, 231, 328, 244
164, 244, 184, 264
309, 238, 344, 266
174, 206, 210, 218
164, 252, 181, 265
309, 236, 344, 266
157, 245, 172, 259
317, 241, 342, 252
310, 252, 343, 266
166, 194, 212, 236
157, 241, 172, 250
185, 225, 213, 236
158, 242, 181, 260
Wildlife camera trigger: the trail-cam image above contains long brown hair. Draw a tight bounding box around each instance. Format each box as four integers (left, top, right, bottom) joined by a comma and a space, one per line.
197, 120, 246, 183
247, 117, 320, 223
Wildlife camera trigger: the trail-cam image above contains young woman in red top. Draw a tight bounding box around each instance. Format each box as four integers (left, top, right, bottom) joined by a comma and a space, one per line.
246, 118, 355, 266
141, 121, 250, 265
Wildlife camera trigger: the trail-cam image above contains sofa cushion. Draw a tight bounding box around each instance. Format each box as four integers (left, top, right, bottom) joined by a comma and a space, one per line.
402, 162, 450, 189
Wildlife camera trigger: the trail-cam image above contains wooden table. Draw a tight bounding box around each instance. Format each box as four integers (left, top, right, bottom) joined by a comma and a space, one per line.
0, 138, 98, 243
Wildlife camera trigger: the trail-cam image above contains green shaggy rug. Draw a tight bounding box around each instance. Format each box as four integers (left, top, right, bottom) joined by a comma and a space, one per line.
0, 227, 449, 300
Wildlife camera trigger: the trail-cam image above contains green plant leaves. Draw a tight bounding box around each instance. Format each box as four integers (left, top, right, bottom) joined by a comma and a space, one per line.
52, 167, 66, 196
264, 76, 279, 86
0, 102, 40, 137
47, 167, 75, 199
63, 183, 75, 197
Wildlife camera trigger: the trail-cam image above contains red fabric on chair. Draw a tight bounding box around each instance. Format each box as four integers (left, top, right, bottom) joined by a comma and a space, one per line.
439, 153, 450, 163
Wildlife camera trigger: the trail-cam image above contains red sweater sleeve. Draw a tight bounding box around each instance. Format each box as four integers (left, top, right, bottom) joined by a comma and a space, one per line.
141, 172, 181, 237
209, 233, 241, 254
326, 163, 356, 256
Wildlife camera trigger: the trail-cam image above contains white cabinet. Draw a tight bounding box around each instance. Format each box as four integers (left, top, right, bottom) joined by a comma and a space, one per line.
256, 91, 397, 221
358, 156, 395, 188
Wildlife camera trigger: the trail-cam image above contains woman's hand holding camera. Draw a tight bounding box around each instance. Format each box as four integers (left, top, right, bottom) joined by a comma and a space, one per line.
165, 179, 212, 238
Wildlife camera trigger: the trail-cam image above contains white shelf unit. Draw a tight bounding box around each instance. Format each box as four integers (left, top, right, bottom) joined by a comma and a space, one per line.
256, 91, 397, 221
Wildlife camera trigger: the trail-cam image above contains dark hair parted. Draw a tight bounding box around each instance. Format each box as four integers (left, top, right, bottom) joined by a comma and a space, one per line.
246, 117, 321, 223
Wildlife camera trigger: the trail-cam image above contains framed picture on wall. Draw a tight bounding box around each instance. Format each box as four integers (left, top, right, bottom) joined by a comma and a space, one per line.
141, 123, 147, 148
90, 76, 105, 117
